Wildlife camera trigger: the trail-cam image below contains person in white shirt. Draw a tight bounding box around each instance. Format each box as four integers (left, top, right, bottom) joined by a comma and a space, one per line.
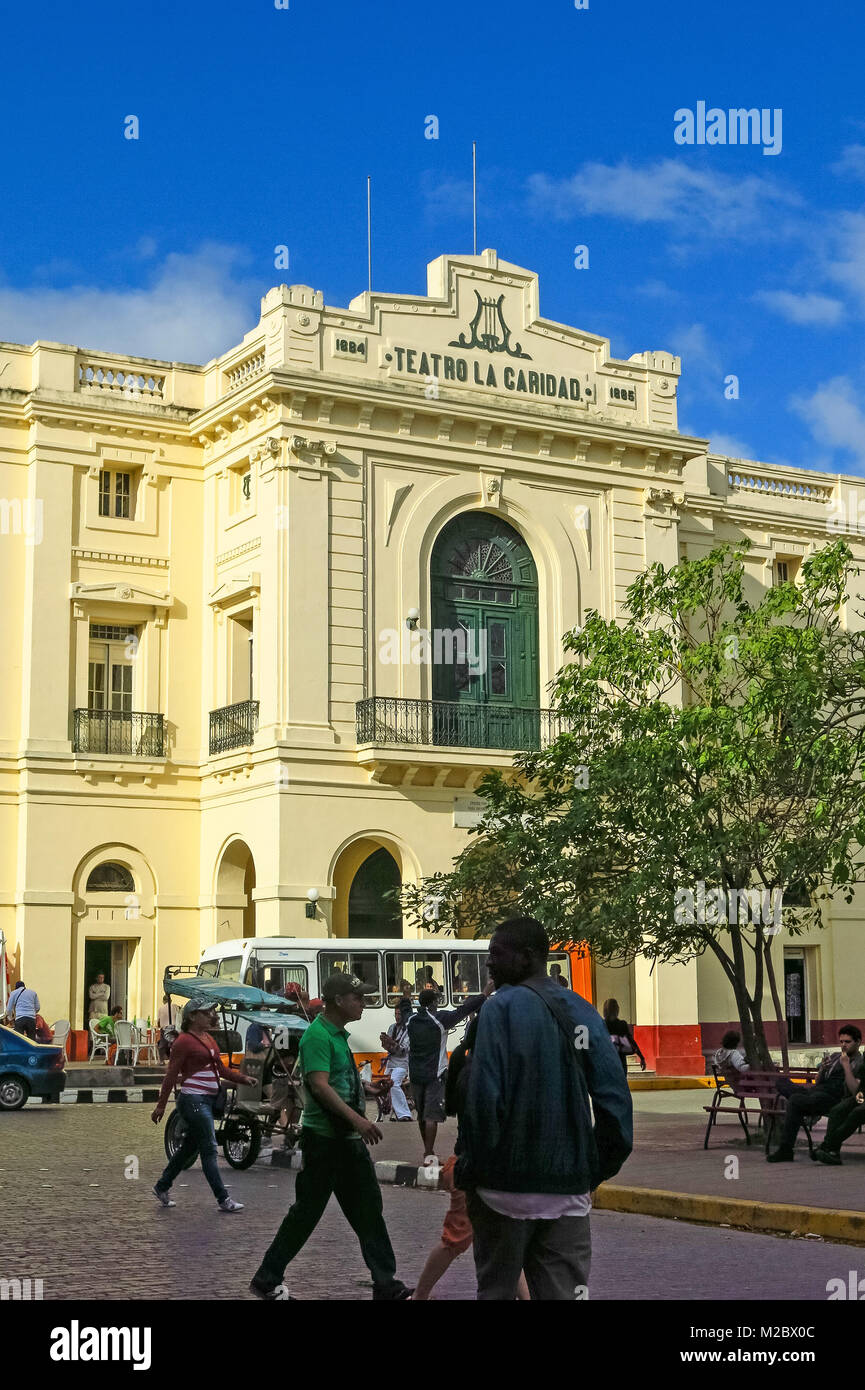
7, 981, 40, 1040
380, 1002, 412, 1121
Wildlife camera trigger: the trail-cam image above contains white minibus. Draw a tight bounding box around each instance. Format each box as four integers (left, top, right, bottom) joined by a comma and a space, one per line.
189, 936, 576, 1065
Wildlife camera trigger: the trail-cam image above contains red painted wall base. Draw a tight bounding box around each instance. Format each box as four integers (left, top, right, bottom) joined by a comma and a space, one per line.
633, 1024, 705, 1076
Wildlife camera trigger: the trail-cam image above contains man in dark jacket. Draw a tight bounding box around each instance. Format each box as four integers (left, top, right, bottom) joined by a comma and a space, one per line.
407, 982, 490, 1163
456, 917, 633, 1301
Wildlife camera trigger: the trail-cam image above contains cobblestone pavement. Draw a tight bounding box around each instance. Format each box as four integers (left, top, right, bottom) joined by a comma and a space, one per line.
0, 1105, 860, 1300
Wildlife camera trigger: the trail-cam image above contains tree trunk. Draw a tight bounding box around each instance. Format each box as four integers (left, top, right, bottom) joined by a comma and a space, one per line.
764, 940, 790, 1071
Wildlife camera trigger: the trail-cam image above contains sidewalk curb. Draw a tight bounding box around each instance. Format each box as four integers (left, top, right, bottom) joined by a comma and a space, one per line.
629, 1077, 712, 1091
595, 1183, 865, 1245
373, 1163, 865, 1244
25, 1087, 162, 1106
375, 1160, 442, 1190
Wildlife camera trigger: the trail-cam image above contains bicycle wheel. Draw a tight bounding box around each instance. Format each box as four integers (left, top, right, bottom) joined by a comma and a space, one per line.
222, 1117, 262, 1170
164, 1108, 198, 1170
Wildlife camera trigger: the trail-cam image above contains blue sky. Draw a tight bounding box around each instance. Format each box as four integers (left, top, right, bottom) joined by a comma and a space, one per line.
4, 0, 865, 473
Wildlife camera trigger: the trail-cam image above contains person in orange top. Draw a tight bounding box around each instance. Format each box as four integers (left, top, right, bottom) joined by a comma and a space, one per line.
151, 998, 256, 1213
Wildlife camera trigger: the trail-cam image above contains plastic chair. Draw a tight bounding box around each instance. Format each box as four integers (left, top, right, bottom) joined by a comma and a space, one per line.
89, 1019, 112, 1061
113, 1019, 136, 1065
131, 1022, 159, 1065
51, 1020, 71, 1053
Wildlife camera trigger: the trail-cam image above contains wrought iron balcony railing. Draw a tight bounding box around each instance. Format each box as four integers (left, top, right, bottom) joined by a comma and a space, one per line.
73, 709, 165, 757
356, 698, 565, 753
209, 700, 260, 755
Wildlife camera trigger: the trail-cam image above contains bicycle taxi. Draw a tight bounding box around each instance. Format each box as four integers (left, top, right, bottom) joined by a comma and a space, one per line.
161, 972, 310, 1170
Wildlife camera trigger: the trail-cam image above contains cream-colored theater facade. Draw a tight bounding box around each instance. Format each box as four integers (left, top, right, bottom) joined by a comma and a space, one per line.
2, 250, 863, 1071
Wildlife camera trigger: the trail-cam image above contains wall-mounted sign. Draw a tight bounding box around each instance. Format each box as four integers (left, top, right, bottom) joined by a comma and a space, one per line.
454, 796, 486, 829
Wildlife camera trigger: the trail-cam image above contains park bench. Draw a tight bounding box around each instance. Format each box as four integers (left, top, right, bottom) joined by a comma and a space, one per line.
703, 1065, 821, 1153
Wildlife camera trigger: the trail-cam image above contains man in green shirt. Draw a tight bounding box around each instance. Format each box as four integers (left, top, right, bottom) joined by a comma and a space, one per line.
250, 972, 412, 1301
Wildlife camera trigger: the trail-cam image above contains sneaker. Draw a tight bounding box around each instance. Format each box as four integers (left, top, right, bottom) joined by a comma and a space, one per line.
249, 1278, 294, 1301
218, 1197, 244, 1212
766, 1148, 794, 1163
153, 1186, 176, 1208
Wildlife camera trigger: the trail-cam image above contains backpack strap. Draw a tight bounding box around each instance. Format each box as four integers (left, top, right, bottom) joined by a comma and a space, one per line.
518, 979, 588, 1079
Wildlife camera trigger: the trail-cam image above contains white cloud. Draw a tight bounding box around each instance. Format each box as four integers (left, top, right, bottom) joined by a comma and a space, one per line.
0, 243, 262, 362
754, 290, 844, 326
831, 145, 865, 179
824, 212, 865, 312
526, 159, 801, 237
706, 433, 757, 460
791, 375, 865, 470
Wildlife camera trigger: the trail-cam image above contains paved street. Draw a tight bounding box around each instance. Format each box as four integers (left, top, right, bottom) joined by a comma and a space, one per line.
1, 1102, 862, 1300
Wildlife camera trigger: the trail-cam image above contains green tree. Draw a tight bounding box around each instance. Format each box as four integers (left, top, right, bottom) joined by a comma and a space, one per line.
402, 541, 865, 1068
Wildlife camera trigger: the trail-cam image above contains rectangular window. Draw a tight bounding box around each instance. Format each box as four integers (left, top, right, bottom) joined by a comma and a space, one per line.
318, 951, 382, 1008
98, 470, 135, 520
774, 558, 800, 586
449, 953, 489, 999
217, 956, 243, 982
251, 961, 308, 994
384, 952, 445, 1005
547, 955, 571, 988
197, 960, 219, 979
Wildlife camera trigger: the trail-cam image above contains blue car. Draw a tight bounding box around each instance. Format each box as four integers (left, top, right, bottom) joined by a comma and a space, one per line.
0, 1024, 66, 1110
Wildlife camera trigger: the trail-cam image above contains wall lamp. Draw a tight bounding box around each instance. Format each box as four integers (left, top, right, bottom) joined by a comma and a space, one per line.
305, 888, 319, 919
406, 607, 420, 631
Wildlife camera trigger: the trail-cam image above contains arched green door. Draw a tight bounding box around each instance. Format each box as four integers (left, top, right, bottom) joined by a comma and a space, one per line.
430, 513, 539, 749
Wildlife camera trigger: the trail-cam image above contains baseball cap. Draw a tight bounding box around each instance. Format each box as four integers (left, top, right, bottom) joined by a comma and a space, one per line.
182, 997, 216, 1021
321, 972, 377, 1002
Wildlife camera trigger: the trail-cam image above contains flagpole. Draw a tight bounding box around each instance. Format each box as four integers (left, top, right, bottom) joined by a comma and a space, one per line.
367, 176, 372, 294
472, 142, 477, 255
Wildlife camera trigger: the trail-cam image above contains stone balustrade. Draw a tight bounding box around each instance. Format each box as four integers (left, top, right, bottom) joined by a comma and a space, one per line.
727, 467, 833, 504
77, 359, 165, 400
225, 351, 265, 392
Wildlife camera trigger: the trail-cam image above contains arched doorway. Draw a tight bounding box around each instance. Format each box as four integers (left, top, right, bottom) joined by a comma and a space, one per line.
214, 840, 256, 942
430, 512, 539, 748
348, 848, 402, 939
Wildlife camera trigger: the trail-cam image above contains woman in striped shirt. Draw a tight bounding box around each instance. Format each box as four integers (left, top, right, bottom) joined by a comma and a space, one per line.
151, 999, 255, 1212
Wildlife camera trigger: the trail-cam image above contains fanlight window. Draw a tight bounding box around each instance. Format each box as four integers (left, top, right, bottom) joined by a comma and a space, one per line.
86, 862, 135, 893
447, 539, 513, 584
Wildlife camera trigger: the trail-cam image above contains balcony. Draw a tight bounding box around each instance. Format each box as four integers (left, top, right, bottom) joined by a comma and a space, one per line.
73, 709, 164, 757
209, 700, 259, 755
357, 697, 566, 751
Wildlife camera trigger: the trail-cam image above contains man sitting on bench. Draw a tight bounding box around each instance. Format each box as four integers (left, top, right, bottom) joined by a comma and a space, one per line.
712, 1030, 750, 1088
812, 1049, 865, 1165
767, 1025, 864, 1163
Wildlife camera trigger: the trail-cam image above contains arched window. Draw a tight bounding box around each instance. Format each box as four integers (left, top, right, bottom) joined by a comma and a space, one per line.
86, 862, 135, 893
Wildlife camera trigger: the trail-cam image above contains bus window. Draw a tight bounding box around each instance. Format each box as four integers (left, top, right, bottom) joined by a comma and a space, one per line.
384, 953, 445, 1005
450, 954, 489, 998
548, 956, 570, 988
217, 956, 242, 982
197, 960, 219, 979
318, 951, 382, 1008
251, 961, 309, 995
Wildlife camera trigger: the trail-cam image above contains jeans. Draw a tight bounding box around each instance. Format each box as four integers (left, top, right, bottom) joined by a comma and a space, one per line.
466, 1190, 592, 1300
155, 1093, 228, 1204
254, 1131, 400, 1294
